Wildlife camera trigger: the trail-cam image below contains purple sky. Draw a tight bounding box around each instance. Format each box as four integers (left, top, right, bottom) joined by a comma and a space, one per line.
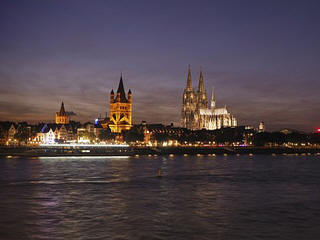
0, 0, 319, 131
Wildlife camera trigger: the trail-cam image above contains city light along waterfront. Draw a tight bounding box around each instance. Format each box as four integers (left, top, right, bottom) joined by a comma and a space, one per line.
1, 72, 320, 157
2, 144, 320, 158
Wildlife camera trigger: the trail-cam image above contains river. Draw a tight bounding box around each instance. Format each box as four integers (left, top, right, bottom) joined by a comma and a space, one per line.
0, 154, 319, 239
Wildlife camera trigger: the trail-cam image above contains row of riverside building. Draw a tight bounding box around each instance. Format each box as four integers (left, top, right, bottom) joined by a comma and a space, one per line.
0, 120, 102, 145
0, 76, 133, 145
0, 68, 269, 146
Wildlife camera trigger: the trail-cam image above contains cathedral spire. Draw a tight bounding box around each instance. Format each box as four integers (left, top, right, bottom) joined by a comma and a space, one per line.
186, 64, 192, 89
196, 67, 208, 109
211, 87, 216, 109
198, 67, 205, 92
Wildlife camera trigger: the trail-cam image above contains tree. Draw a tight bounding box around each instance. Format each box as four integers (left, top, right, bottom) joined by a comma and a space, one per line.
310, 133, 320, 144
253, 132, 269, 146
154, 133, 169, 143
98, 128, 115, 141
123, 127, 144, 143
271, 132, 286, 145
0, 128, 4, 139
213, 128, 245, 145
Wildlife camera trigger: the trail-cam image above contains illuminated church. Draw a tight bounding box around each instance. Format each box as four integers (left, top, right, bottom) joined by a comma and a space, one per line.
107, 75, 132, 133
181, 65, 237, 130
55, 102, 69, 124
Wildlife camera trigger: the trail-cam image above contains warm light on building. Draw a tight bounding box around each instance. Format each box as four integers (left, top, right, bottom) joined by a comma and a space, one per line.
181, 65, 237, 130
258, 121, 266, 132
108, 75, 132, 133
55, 102, 69, 124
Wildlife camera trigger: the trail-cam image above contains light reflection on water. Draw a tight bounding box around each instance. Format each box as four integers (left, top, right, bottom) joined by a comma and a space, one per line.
0, 155, 320, 239
38, 155, 131, 160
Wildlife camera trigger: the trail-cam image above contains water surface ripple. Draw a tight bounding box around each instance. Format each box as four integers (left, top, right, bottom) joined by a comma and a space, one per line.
1, 155, 320, 239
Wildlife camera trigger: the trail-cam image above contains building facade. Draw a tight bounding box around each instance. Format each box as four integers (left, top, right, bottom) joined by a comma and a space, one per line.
108, 76, 132, 133
258, 121, 266, 132
8, 124, 16, 143
55, 102, 69, 124
181, 66, 237, 130
34, 123, 77, 144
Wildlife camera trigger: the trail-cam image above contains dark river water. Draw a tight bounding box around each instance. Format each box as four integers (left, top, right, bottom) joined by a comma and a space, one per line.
1, 154, 320, 240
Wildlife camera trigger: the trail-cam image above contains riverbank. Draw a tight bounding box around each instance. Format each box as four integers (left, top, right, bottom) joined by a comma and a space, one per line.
1, 146, 320, 157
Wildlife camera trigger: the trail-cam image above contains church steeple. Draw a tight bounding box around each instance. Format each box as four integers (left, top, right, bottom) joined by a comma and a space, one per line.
56, 101, 69, 124
110, 89, 114, 103
116, 75, 128, 102
109, 75, 132, 133
198, 67, 205, 93
59, 102, 66, 116
128, 89, 132, 103
182, 64, 196, 129
196, 67, 208, 109
186, 64, 193, 90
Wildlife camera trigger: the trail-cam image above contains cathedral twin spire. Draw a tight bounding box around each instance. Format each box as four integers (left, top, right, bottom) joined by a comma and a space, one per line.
182, 66, 237, 130
185, 65, 207, 94
185, 65, 209, 109
182, 65, 211, 129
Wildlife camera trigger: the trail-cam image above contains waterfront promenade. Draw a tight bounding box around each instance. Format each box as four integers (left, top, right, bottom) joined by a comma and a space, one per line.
1, 145, 320, 157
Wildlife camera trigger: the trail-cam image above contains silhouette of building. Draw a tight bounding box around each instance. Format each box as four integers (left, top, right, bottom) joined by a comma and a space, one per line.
181, 65, 237, 130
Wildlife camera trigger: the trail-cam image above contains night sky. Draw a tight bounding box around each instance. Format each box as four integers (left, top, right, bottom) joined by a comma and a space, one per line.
0, 0, 319, 131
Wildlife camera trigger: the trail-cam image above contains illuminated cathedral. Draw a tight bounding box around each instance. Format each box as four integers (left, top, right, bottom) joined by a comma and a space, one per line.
107, 75, 132, 133
181, 65, 237, 130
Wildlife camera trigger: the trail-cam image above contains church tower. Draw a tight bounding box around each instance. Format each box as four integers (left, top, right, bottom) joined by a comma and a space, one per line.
196, 68, 208, 110
55, 102, 69, 124
109, 75, 132, 133
181, 65, 197, 129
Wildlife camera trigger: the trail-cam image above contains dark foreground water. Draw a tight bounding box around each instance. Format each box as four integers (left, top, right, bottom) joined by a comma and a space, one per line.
1, 154, 320, 240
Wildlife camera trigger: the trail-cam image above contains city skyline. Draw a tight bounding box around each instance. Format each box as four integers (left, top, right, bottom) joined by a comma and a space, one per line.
1, 1, 320, 131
